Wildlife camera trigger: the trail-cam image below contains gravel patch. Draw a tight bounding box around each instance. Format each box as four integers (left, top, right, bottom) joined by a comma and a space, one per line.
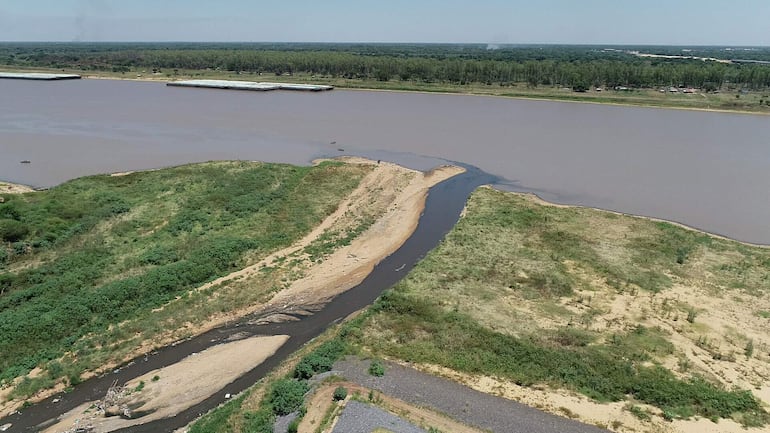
333, 400, 427, 433
333, 357, 609, 433
273, 411, 298, 433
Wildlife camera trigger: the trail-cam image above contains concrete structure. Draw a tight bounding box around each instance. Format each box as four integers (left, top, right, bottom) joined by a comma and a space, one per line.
167, 79, 333, 92
0, 72, 81, 80
262, 82, 334, 91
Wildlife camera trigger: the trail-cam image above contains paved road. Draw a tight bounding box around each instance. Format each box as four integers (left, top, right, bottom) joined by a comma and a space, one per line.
333, 357, 610, 433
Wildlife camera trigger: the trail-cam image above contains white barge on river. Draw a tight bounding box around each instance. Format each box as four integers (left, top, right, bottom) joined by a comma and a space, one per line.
167, 79, 333, 92
0, 72, 81, 80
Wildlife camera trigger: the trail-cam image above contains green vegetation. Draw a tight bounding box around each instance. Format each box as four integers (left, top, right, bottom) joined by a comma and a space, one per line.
343, 188, 770, 426
332, 386, 348, 401
188, 393, 248, 433
627, 404, 652, 421
350, 290, 764, 422
293, 339, 347, 380
368, 359, 385, 377
2, 43, 769, 113
268, 378, 309, 416
0, 161, 369, 394
189, 331, 350, 433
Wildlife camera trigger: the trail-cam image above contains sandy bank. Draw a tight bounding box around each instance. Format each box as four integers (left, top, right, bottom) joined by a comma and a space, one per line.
159, 157, 464, 332
0, 181, 34, 195
42, 335, 288, 433
259, 157, 465, 314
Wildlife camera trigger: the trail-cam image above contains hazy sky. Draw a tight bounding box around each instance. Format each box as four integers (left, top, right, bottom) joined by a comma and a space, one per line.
1, 0, 768, 45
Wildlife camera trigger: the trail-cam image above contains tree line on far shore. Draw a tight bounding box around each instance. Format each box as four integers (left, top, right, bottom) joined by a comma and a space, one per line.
2, 43, 770, 90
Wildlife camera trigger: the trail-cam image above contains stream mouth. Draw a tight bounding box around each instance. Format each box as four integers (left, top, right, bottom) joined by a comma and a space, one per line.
0, 164, 498, 433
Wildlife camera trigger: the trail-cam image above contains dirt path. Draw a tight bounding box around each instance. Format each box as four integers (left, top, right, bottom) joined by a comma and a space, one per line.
331, 357, 609, 433
301, 382, 483, 433
42, 335, 289, 433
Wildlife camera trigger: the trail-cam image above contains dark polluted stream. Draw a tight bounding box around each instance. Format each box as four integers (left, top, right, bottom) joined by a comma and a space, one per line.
0, 164, 499, 433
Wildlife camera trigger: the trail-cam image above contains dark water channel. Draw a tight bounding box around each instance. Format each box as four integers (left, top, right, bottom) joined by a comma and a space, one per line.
0, 165, 498, 432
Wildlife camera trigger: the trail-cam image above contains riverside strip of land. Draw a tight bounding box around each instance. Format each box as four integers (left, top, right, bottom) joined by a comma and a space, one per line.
0, 158, 465, 432
3, 42, 769, 114
182, 185, 770, 433
6, 66, 768, 115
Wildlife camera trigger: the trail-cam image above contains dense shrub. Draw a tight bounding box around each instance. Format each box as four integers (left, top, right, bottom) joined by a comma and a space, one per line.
368, 359, 385, 377
332, 386, 348, 401
294, 339, 346, 379
267, 379, 309, 416
0, 161, 368, 389
0, 219, 28, 242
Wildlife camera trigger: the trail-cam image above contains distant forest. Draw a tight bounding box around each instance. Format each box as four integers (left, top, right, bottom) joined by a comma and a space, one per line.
2, 43, 770, 89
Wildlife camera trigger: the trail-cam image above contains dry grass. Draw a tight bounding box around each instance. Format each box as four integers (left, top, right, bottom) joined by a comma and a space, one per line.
355, 187, 770, 431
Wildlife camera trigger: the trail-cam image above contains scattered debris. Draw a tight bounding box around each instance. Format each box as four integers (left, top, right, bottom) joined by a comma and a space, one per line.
97, 380, 132, 419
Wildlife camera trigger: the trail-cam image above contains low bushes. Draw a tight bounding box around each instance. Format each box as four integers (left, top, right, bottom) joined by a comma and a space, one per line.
353, 288, 768, 425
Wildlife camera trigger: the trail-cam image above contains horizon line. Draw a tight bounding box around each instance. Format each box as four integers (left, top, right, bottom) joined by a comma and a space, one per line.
1, 40, 769, 48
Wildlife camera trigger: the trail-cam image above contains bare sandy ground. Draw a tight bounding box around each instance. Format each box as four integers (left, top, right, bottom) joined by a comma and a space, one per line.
0, 181, 34, 195
42, 335, 288, 433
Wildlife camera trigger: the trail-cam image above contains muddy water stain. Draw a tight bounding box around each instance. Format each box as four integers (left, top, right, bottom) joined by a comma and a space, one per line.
1, 79, 769, 241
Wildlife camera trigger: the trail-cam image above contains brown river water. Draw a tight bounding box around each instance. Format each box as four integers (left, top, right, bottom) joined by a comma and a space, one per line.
1, 78, 769, 243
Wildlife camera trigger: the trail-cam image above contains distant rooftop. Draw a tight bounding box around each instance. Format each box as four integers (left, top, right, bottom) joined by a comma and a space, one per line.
0, 72, 81, 80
